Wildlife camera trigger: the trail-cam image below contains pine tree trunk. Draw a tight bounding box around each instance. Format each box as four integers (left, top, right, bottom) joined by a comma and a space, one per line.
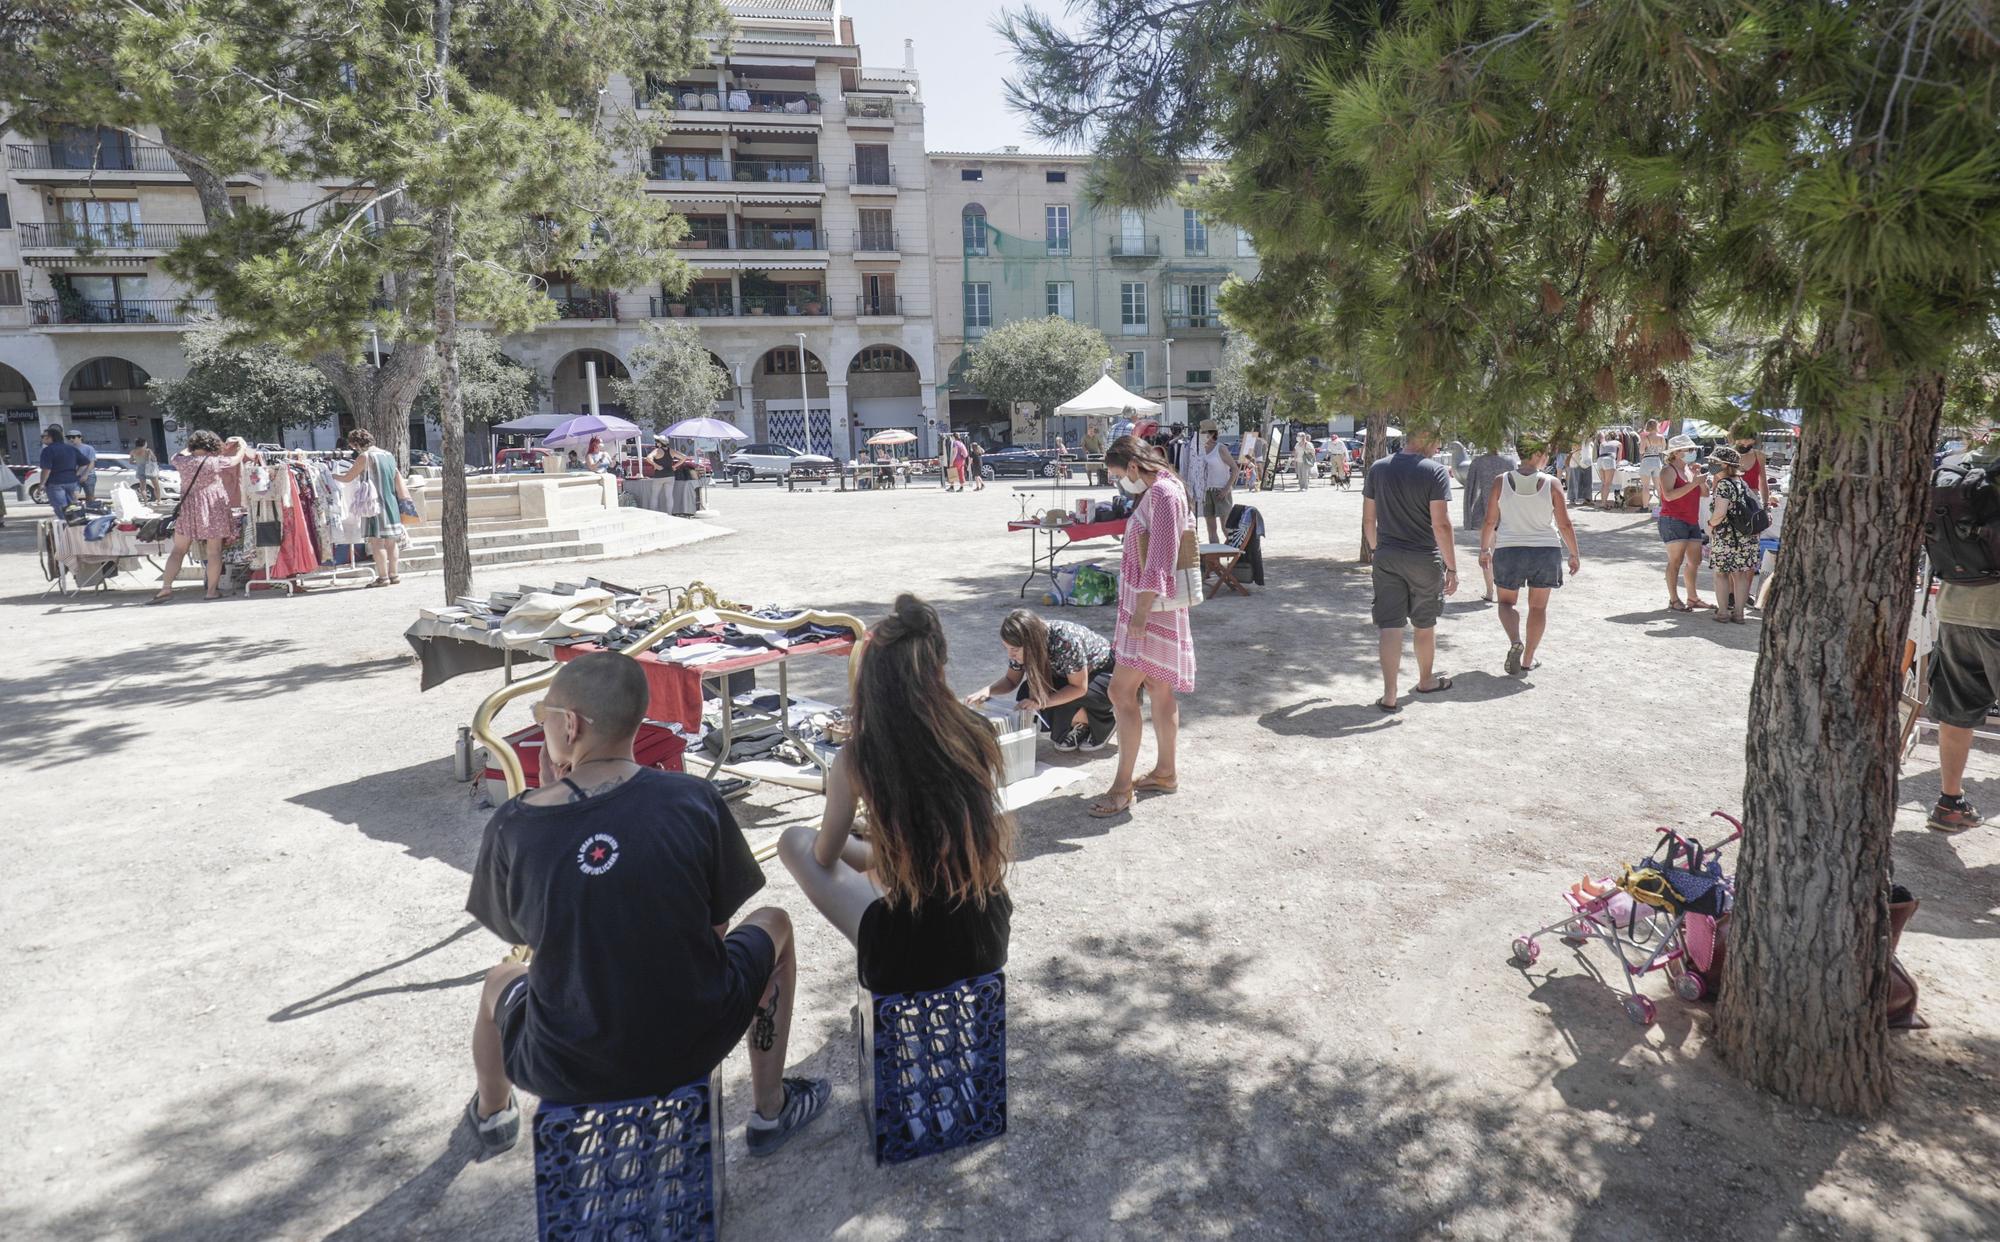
1713, 321, 1944, 1117
1360, 410, 1388, 563
431, 0, 470, 605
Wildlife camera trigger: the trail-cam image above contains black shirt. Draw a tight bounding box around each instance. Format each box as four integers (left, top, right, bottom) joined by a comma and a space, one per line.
1363, 452, 1452, 554
466, 769, 765, 1102
858, 890, 1012, 994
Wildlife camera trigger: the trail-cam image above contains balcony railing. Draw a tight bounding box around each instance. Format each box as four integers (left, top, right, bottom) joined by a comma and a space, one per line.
848, 164, 897, 188
650, 295, 739, 318
853, 229, 899, 252
742, 293, 827, 317
647, 154, 730, 182
1109, 235, 1162, 257
30, 297, 213, 325
549, 293, 618, 320
737, 227, 820, 251
640, 86, 823, 115
857, 294, 904, 317
732, 159, 823, 185
841, 95, 903, 120
18, 221, 210, 249
7, 141, 182, 173
1165, 313, 1222, 330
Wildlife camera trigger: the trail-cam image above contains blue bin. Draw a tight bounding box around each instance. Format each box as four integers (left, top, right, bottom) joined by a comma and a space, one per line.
532, 1078, 721, 1242
860, 971, 1007, 1165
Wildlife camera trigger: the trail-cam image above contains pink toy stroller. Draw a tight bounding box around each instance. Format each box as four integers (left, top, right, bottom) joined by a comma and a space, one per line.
1510, 812, 1742, 1026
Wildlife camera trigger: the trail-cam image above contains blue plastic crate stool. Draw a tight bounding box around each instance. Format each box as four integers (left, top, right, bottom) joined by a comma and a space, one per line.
532, 1077, 722, 1242
859, 971, 1007, 1165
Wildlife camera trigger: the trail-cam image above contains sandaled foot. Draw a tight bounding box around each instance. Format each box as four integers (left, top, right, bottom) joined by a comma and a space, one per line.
1133, 771, 1178, 794
1505, 642, 1523, 675
204, 591, 222, 600
1711, 609, 1731, 623
1088, 789, 1135, 818
1415, 676, 1453, 694
1376, 697, 1401, 713
1667, 599, 1691, 612
365, 578, 389, 588
1687, 597, 1712, 611
146, 592, 173, 605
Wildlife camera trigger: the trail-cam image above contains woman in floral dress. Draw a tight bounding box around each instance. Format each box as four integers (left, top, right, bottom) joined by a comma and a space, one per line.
1091, 435, 1196, 817
1703, 444, 1759, 623
149, 429, 246, 603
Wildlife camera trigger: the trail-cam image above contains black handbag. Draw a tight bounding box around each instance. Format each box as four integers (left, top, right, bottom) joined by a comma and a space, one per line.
138, 457, 207, 543
254, 519, 283, 547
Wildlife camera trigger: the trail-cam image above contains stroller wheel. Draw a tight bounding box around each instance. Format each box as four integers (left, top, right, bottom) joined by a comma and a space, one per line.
1623, 994, 1657, 1026
1676, 970, 1706, 1002
1510, 936, 1540, 965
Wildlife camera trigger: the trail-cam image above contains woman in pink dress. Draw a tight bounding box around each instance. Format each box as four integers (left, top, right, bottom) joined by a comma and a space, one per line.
1091, 435, 1196, 818
149, 429, 246, 603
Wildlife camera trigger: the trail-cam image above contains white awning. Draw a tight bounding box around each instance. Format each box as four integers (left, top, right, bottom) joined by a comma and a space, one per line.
726, 54, 818, 68
687, 258, 828, 271
734, 124, 821, 136
733, 193, 822, 205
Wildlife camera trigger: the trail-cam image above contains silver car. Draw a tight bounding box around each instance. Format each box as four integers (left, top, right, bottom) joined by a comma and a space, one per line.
723, 442, 836, 483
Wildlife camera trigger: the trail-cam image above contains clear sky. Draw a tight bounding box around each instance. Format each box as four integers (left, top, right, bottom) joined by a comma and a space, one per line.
839, 0, 1083, 155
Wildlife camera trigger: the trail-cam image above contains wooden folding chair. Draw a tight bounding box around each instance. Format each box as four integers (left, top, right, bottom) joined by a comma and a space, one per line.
1200, 523, 1253, 598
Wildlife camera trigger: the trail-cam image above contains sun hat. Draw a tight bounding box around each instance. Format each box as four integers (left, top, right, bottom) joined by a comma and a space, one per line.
1707, 444, 1742, 470
1199, 419, 1219, 433
1665, 434, 1698, 456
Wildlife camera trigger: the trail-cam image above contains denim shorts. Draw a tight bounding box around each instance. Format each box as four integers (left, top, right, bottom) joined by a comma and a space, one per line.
1492, 546, 1564, 590
1657, 515, 1706, 544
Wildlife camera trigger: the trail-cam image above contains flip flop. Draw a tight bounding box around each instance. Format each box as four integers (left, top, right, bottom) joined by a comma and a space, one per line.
1376, 697, 1401, 713
1133, 773, 1179, 795
1088, 792, 1134, 818
1505, 642, 1524, 675
1415, 677, 1454, 694
145, 593, 173, 605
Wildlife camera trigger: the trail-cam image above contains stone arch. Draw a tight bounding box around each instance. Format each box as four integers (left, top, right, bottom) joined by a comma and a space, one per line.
549, 347, 631, 416
846, 343, 924, 455
961, 203, 988, 255
60, 355, 160, 454
752, 344, 828, 451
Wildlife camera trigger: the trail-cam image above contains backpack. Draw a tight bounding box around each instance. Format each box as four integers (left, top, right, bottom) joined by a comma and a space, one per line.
1924, 460, 2000, 583
1723, 480, 1770, 538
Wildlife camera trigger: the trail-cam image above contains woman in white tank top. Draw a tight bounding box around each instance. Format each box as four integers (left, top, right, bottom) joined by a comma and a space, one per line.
1477, 441, 1582, 674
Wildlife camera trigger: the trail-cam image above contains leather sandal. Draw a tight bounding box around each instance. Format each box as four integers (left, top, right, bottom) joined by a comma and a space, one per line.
1133, 772, 1178, 795
1088, 790, 1135, 818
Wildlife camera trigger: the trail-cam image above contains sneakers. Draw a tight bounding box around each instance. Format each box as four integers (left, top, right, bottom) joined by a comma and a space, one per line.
1075, 732, 1111, 752
746, 1076, 830, 1157
463, 1090, 520, 1158
1927, 797, 1982, 834
1051, 727, 1081, 752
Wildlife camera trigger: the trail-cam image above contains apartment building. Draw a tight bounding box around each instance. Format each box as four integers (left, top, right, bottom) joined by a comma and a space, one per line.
926, 150, 1261, 446
0, 0, 938, 463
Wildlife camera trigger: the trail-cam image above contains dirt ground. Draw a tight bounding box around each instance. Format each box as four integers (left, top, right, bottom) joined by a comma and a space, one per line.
2, 474, 1996, 1242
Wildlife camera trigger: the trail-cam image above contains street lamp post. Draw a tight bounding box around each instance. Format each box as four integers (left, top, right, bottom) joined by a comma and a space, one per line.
1163, 337, 1175, 429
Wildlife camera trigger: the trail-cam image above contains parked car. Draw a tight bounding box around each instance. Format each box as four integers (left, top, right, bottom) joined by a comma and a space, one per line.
979, 446, 1060, 479
27, 452, 178, 503
723, 443, 836, 483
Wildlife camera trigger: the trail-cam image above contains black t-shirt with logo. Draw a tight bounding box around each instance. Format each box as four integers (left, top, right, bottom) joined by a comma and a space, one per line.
465, 768, 765, 1102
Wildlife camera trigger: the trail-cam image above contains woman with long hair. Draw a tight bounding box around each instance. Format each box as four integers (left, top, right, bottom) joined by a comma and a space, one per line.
968, 608, 1118, 751
149, 429, 247, 603
779, 595, 1012, 995
1091, 435, 1196, 818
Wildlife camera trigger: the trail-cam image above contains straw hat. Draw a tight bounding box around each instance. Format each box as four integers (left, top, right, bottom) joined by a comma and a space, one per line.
1665, 434, 1698, 456
1199, 419, 1219, 433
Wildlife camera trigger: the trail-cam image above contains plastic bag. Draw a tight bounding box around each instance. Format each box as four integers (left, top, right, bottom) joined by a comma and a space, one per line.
1068, 564, 1116, 606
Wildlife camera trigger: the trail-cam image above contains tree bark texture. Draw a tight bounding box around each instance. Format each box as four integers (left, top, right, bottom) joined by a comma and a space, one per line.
431, 0, 471, 605
317, 349, 427, 465
1360, 410, 1388, 563
1714, 319, 1944, 1118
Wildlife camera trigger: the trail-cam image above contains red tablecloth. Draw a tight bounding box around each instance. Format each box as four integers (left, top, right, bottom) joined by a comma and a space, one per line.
555, 636, 857, 730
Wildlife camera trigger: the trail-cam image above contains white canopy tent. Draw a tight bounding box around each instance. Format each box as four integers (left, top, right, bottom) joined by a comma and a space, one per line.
1054, 374, 1164, 419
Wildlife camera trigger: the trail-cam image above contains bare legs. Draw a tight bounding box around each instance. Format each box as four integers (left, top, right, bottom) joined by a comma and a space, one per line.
1144, 678, 1179, 784
366, 535, 401, 583
1096, 664, 1176, 808
1378, 626, 1441, 708
1683, 544, 1708, 608
155, 535, 225, 600
1105, 663, 1147, 800
472, 960, 530, 1117
1712, 570, 1752, 621
1665, 541, 1708, 609
1939, 723, 1972, 799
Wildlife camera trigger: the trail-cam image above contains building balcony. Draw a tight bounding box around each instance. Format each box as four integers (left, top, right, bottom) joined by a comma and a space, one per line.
730, 160, 825, 191
17, 221, 211, 252
639, 85, 825, 118
1109, 235, 1162, 258
851, 229, 899, 255
856, 294, 904, 319
646, 156, 731, 184
29, 297, 214, 327
847, 165, 898, 193
647, 294, 830, 320
6, 141, 259, 185
548, 293, 618, 321
1165, 313, 1224, 333
839, 94, 916, 127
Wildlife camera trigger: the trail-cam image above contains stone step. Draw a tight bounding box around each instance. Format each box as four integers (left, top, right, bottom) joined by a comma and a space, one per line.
390, 508, 717, 575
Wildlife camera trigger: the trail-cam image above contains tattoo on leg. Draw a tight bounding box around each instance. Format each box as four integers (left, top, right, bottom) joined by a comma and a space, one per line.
751, 984, 780, 1052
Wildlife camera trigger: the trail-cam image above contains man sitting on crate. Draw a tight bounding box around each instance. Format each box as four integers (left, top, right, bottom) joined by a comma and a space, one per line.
460, 651, 829, 1157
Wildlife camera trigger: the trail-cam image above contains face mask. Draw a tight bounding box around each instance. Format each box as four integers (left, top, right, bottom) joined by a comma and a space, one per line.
1118, 475, 1147, 496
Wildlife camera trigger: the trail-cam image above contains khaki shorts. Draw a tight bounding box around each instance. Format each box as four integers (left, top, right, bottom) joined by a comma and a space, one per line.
1372, 546, 1445, 630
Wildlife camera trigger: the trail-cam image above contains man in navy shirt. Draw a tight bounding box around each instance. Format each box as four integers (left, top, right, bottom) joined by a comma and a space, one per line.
1362, 431, 1460, 709
37, 424, 85, 515
67, 432, 99, 500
